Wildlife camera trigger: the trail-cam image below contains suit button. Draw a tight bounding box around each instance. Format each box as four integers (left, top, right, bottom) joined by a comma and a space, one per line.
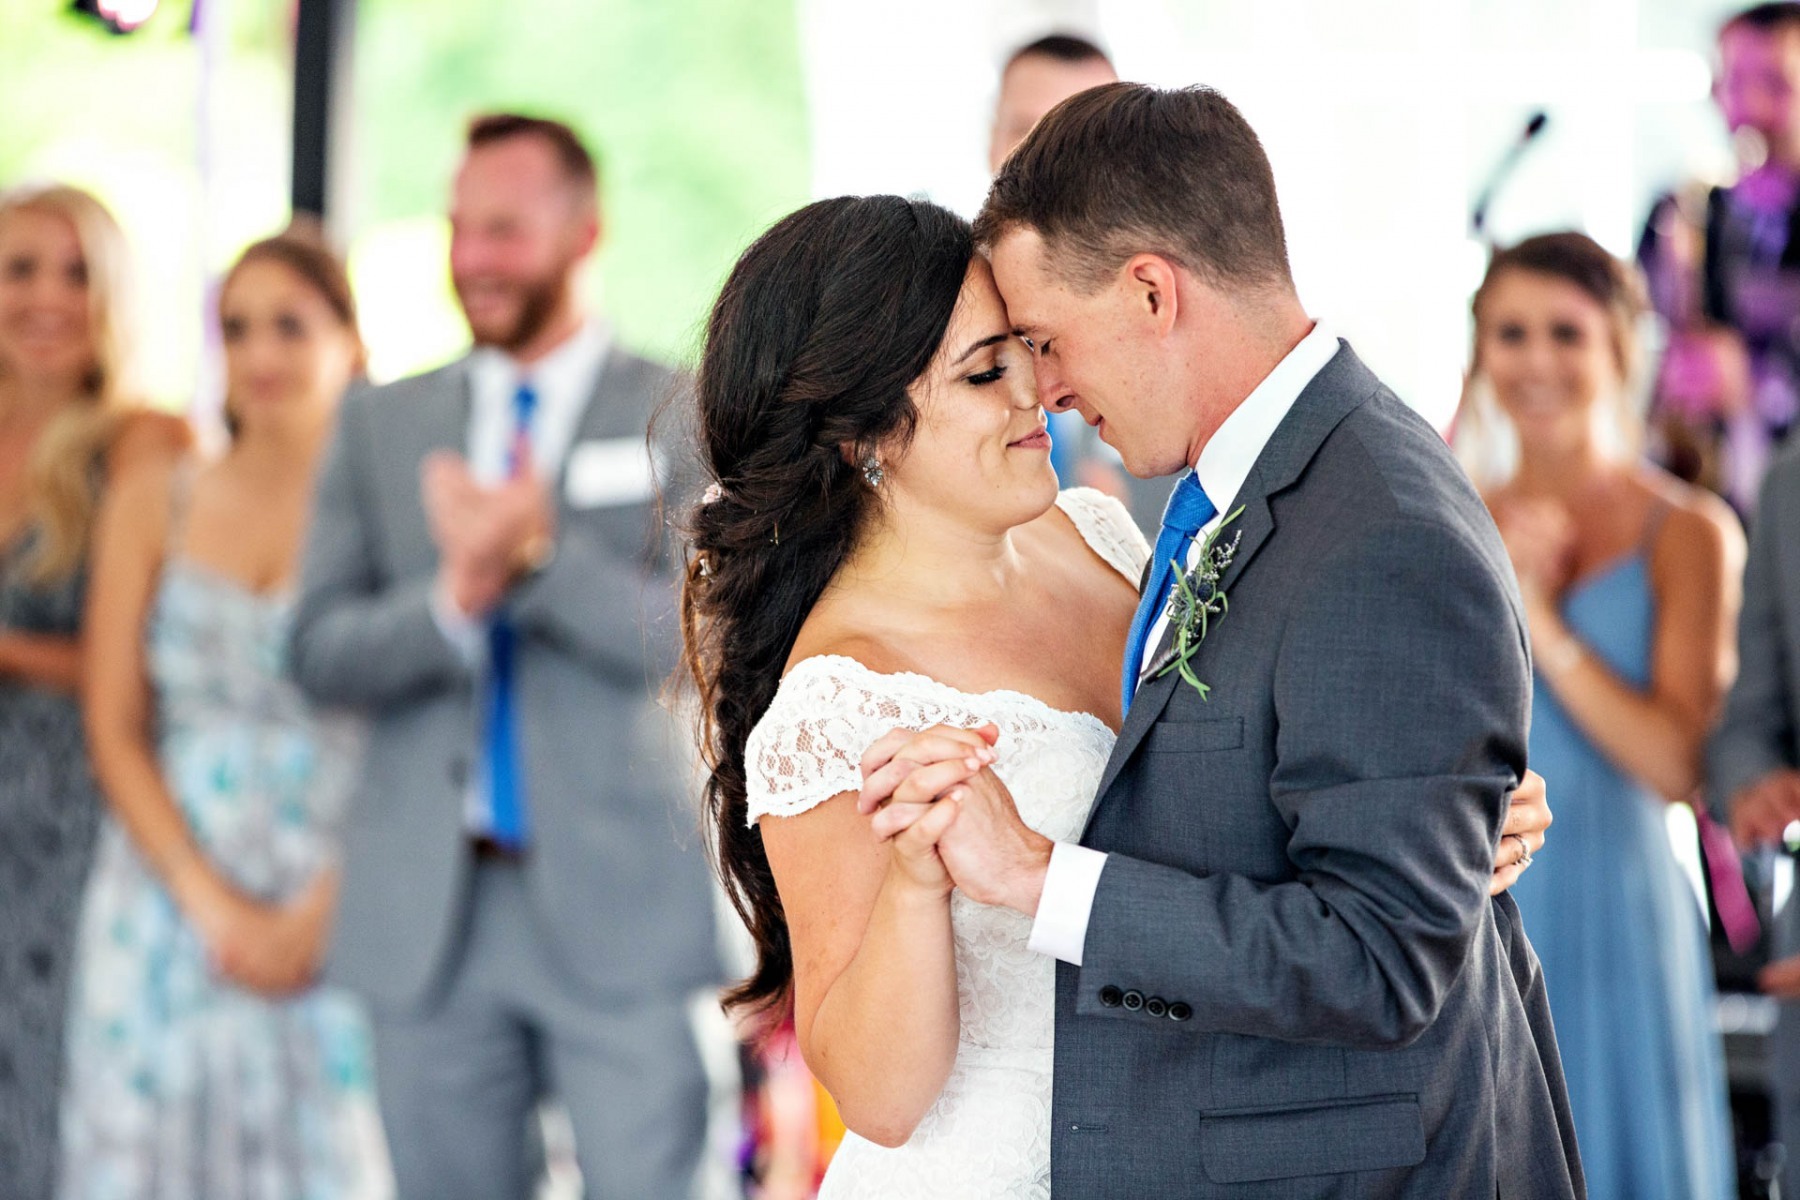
1168, 1002, 1193, 1022
1145, 996, 1168, 1018
1098, 986, 1123, 1008
1121, 990, 1144, 1012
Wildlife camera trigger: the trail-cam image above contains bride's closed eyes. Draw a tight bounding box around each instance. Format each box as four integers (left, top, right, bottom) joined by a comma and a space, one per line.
962, 339, 1031, 389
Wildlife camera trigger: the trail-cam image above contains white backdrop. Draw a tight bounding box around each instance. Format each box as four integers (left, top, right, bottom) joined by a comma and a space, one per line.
801, 0, 1735, 429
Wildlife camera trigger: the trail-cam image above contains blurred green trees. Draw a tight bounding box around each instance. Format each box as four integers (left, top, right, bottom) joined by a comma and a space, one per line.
0, 0, 810, 391
353, 0, 811, 369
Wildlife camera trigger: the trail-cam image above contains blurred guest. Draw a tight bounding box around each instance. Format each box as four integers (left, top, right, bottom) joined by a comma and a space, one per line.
289, 114, 719, 1199
986, 34, 1118, 176
0, 183, 184, 1200
1640, 2, 1800, 513
1708, 442, 1800, 1200
60, 228, 378, 1198
1462, 232, 1740, 1200
985, 34, 1169, 533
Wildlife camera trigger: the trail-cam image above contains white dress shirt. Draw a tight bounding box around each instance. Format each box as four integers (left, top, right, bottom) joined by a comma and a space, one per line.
1027, 321, 1340, 966
430, 319, 613, 661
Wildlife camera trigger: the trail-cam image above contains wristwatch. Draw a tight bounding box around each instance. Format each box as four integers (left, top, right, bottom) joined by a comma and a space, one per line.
512, 530, 556, 580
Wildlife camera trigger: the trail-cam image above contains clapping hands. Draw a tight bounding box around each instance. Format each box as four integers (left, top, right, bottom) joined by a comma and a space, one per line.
1491, 497, 1576, 614
858, 724, 1053, 916
1729, 768, 1800, 848
421, 451, 555, 619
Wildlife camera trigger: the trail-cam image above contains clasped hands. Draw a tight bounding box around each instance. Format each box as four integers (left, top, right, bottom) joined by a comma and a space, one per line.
421, 450, 555, 620
857, 723, 1554, 909
857, 724, 1052, 917
178, 866, 338, 997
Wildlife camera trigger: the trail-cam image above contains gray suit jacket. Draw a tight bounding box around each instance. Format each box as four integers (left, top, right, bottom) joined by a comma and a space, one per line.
1051, 345, 1584, 1197
1710, 447, 1800, 1096
1711, 447, 1800, 812
289, 348, 721, 1011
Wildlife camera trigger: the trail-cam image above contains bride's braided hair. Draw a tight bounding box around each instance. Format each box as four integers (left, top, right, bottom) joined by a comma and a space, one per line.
682, 196, 973, 1020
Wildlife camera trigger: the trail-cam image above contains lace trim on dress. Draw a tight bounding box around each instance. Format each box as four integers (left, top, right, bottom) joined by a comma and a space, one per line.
743, 489, 1144, 826
744, 657, 1114, 824
1051, 486, 1150, 584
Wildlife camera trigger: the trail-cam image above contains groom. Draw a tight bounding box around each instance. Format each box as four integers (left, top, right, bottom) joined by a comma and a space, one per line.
860, 84, 1583, 1197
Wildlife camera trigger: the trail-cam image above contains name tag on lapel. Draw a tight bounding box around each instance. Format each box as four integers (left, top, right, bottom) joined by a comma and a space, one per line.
565, 438, 656, 509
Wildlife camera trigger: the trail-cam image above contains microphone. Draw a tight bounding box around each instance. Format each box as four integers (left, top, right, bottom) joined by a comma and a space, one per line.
1470, 111, 1550, 239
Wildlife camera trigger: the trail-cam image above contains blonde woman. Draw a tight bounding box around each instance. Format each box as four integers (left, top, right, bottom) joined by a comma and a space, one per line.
0, 183, 185, 1200
61, 228, 378, 1197
1463, 231, 1741, 1200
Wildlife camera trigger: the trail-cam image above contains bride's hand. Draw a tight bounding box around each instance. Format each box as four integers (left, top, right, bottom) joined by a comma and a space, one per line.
862, 724, 1002, 896
880, 791, 963, 896
857, 723, 1000, 816
1490, 768, 1551, 896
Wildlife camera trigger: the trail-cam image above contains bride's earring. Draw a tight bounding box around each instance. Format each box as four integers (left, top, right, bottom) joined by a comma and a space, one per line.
861, 454, 885, 488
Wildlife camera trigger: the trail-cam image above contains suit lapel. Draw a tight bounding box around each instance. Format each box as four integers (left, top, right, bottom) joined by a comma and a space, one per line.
1139, 491, 1276, 683
551, 349, 629, 503
1087, 665, 1177, 835
438, 363, 475, 455
551, 347, 671, 530
1084, 343, 1381, 839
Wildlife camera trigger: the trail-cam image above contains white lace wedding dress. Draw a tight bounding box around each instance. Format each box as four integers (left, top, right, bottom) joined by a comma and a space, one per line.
744, 489, 1149, 1199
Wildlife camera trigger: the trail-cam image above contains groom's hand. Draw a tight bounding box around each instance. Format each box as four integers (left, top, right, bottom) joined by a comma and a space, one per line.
928, 769, 1054, 916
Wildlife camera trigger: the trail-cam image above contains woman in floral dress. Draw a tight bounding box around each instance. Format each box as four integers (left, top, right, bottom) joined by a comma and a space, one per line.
60, 228, 380, 1199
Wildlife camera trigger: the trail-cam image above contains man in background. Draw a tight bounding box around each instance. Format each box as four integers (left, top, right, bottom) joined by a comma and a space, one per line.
1711, 442, 1800, 1200
987, 34, 1120, 175
1641, 2, 1800, 514
289, 114, 719, 1199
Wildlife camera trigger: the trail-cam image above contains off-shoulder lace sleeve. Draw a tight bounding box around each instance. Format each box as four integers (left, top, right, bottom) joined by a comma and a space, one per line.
1054, 487, 1151, 584
744, 657, 994, 824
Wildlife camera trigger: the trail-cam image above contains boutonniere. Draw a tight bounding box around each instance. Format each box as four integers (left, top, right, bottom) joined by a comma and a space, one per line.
1154, 506, 1245, 701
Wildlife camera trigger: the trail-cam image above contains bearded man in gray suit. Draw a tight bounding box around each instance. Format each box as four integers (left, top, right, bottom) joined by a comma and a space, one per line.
861, 84, 1582, 1197
289, 114, 719, 1199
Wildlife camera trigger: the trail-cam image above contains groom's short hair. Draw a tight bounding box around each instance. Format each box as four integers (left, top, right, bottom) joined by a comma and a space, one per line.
973, 83, 1293, 294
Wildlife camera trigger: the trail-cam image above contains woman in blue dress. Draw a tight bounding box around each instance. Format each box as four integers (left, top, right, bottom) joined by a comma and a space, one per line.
60, 228, 380, 1198
1462, 231, 1741, 1199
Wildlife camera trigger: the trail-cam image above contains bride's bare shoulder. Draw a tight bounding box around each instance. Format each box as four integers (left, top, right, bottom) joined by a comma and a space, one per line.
786, 598, 912, 679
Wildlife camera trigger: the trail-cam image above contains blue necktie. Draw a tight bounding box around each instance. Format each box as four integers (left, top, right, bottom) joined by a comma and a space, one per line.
1122, 472, 1216, 714
1047, 409, 1082, 483
480, 381, 537, 849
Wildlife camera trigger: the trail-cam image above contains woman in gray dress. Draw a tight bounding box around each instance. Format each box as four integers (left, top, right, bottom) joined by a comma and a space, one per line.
0, 184, 185, 1199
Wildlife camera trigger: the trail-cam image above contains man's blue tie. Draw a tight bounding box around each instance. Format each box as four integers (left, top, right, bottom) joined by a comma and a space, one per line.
1122, 472, 1216, 714
480, 381, 537, 849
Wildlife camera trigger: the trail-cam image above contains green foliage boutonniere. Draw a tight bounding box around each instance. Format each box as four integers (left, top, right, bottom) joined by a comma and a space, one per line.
1154, 506, 1245, 701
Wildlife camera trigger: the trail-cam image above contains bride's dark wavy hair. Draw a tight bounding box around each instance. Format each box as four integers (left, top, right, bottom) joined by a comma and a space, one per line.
682, 195, 974, 1020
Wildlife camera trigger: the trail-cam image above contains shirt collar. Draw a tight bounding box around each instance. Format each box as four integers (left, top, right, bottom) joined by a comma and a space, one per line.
1192, 320, 1338, 515
468, 317, 612, 400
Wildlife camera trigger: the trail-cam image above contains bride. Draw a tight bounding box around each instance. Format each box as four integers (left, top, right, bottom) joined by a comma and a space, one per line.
679, 195, 1546, 1197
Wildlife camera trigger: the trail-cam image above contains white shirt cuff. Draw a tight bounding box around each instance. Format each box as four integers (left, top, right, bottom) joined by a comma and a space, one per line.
1027, 843, 1108, 966
430, 578, 487, 667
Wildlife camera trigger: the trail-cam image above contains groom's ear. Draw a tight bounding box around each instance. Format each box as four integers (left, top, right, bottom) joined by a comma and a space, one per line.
1124, 254, 1180, 337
